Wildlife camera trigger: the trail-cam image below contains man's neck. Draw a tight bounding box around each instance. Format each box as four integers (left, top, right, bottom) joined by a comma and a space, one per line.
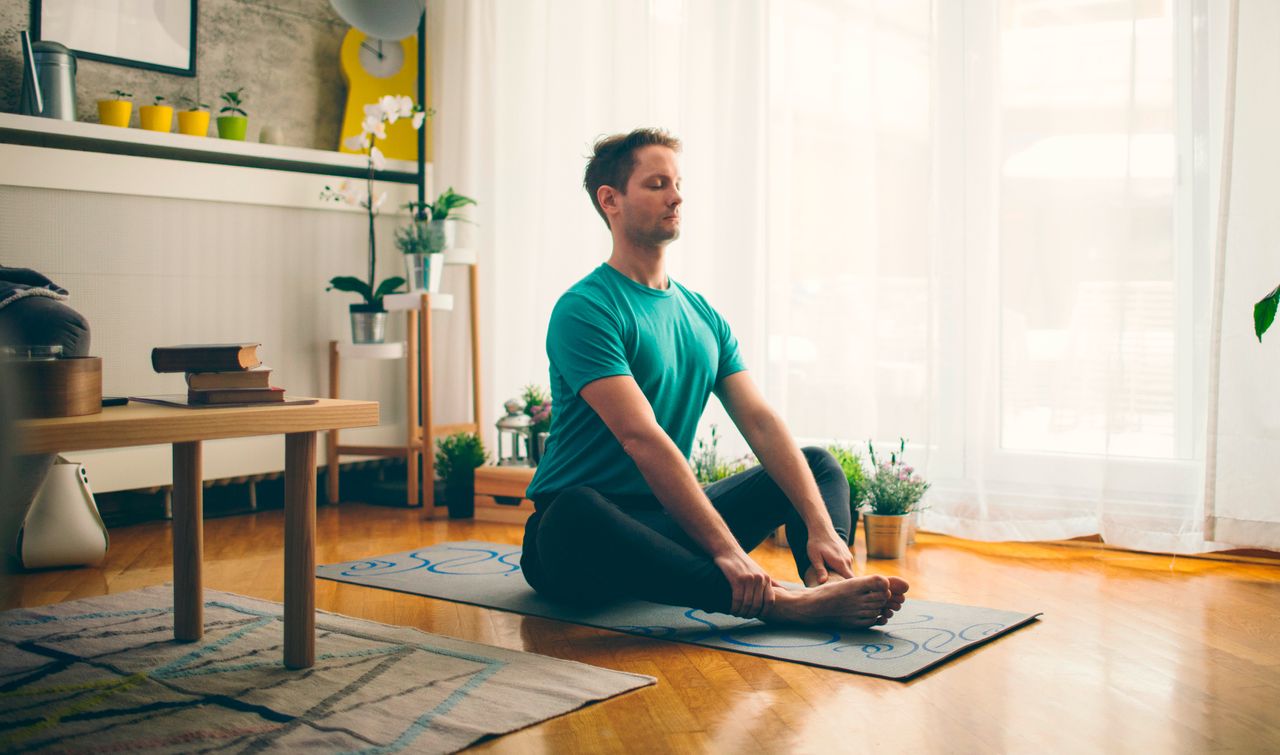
606, 245, 669, 290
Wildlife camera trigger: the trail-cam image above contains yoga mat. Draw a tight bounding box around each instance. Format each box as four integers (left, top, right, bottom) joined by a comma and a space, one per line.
0, 585, 652, 753
318, 541, 1041, 681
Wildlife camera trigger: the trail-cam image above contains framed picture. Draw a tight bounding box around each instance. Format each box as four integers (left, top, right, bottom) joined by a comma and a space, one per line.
33, 0, 197, 77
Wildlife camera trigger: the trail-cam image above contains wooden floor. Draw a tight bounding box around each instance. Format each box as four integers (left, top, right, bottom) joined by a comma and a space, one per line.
3, 503, 1279, 753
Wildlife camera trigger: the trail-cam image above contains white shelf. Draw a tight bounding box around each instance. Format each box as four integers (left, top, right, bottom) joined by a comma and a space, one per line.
382, 292, 454, 312
0, 112, 421, 184
445, 248, 477, 266
336, 341, 405, 359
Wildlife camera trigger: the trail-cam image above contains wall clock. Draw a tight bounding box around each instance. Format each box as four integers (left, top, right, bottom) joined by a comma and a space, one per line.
338, 28, 431, 162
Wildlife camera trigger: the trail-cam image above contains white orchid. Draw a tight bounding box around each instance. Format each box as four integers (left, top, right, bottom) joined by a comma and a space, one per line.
325, 96, 434, 308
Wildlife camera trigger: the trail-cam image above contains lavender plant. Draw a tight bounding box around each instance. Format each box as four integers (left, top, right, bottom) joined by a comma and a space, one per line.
862, 438, 929, 516
690, 424, 754, 485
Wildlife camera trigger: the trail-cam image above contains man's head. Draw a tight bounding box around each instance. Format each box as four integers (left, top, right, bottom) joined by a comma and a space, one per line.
584, 129, 683, 240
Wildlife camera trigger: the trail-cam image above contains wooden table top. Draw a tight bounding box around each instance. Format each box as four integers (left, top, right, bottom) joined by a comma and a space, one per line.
15, 397, 379, 455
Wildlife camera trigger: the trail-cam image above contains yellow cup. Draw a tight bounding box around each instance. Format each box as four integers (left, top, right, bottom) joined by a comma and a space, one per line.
176, 110, 211, 137
97, 100, 132, 128
139, 105, 174, 132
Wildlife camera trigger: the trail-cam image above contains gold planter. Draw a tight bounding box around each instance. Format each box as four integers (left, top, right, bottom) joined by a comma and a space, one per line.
863, 512, 910, 559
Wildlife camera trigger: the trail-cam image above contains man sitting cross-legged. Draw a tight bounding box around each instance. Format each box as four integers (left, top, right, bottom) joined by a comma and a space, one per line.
520, 128, 908, 627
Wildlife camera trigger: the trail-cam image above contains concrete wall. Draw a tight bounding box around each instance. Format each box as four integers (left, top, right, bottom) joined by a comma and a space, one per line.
0, 0, 349, 151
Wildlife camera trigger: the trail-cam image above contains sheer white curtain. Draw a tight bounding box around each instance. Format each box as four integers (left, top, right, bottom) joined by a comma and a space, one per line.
1203, 0, 1280, 549
431, 0, 1276, 552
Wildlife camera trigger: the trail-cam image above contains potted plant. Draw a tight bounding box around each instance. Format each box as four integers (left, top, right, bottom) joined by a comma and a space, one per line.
216, 88, 248, 140
826, 443, 867, 543
325, 95, 428, 343
521, 384, 553, 464
176, 96, 211, 137
861, 438, 929, 558
399, 188, 478, 292
435, 432, 487, 518
97, 89, 132, 128
394, 218, 446, 293
139, 95, 173, 132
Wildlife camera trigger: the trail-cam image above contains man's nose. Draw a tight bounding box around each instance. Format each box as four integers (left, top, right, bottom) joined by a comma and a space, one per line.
669, 188, 682, 206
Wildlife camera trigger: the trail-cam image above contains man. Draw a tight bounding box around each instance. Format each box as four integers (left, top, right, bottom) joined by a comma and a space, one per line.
521, 128, 907, 627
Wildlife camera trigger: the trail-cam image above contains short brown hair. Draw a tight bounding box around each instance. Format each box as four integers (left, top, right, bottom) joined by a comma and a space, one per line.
583, 128, 682, 228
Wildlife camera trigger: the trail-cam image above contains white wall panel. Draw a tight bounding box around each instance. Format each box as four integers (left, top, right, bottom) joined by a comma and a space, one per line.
1, 156, 474, 492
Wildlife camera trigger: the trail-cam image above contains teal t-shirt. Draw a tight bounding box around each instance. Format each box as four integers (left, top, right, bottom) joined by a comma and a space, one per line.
526, 263, 747, 499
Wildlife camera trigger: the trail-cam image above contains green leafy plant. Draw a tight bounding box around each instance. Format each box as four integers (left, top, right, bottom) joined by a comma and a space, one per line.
178, 95, 208, 111
862, 438, 929, 516
109, 89, 132, 100
325, 275, 405, 308
826, 443, 867, 508
151, 95, 166, 106
219, 88, 246, 117
1256, 284, 1279, 342
407, 187, 478, 223
435, 432, 487, 482
395, 219, 447, 256
521, 384, 553, 436
690, 424, 754, 485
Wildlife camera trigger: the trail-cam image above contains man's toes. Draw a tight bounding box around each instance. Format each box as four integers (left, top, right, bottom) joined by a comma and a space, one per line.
857, 575, 889, 594
887, 576, 909, 595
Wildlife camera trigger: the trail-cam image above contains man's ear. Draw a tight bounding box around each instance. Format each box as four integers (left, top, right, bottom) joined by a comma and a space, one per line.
598, 185, 619, 216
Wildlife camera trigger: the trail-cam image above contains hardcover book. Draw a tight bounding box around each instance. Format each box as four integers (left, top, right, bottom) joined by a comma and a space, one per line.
186, 366, 272, 390
186, 386, 285, 405
151, 343, 262, 373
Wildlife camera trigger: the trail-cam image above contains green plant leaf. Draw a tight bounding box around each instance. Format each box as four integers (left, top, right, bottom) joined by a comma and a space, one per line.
373, 276, 406, 300
326, 276, 373, 300
1256, 284, 1279, 342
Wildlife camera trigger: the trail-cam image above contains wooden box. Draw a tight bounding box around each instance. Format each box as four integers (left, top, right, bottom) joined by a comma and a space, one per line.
10, 356, 102, 418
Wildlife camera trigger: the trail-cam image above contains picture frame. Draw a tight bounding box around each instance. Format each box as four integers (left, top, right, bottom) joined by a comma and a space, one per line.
32, 0, 198, 77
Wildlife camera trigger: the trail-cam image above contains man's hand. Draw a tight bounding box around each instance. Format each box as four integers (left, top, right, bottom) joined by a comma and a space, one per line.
713, 550, 775, 618
804, 529, 856, 585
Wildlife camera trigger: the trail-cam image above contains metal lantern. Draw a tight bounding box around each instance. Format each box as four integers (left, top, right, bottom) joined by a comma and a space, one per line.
495, 398, 533, 466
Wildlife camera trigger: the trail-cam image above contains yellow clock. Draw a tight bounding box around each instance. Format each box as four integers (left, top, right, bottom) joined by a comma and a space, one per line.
338, 28, 432, 162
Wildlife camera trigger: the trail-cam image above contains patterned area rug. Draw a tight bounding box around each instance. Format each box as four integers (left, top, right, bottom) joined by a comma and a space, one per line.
319, 541, 1042, 681
0, 586, 653, 753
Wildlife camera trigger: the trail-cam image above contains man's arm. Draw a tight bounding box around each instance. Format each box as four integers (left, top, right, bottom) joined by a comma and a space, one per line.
714, 371, 855, 583
578, 375, 774, 617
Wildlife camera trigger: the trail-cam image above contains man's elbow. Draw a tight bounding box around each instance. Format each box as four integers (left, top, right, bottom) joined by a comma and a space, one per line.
617, 425, 668, 463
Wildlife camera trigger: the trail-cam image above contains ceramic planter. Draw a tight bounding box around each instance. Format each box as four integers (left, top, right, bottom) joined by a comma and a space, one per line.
138, 105, 173, 132
404, 252, 445, 293
446, 471, 475, 519
348, 303, 387, 344
216, 115, 248, 140
863, 512, 911, 558
177, 110, 210, 136
97, 99, 131, 127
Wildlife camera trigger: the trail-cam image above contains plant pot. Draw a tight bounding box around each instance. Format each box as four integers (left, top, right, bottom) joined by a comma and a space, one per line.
177, 110, 210, 136
348, 303, 386, 344
404, 252, 445, 293
97, 100, 132, 127
216, 115, 248, 140
446, 472, 475, 519
139, 105, 173, 132
430, 219, 457, 252
863, 512, 911, 559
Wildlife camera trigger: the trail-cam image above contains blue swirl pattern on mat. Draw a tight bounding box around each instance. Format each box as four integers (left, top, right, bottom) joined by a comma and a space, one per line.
317, 541, 1041, 679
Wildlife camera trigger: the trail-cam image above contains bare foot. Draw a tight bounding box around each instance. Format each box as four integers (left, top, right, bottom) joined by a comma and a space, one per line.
874, 576, 910, 625
764, 575, 897, 629
802, 565, 849, 588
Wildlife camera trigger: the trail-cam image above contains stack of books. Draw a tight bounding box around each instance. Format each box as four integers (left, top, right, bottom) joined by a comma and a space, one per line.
150, 343, 285, 405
